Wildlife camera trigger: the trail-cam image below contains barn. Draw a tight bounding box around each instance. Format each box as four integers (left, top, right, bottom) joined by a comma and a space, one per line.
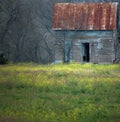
52, 2, 119, 63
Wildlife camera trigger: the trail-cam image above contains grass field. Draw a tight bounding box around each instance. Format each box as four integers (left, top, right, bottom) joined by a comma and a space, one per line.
0, 63, 120, 122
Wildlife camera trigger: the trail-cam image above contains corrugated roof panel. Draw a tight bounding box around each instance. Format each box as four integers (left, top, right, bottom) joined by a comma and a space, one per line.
87, 4, 95, 30
75, 4, 82, 29
57, 4, 63, 29
81, 4, 88, 29
105, 3, 111, 29
109, 3, 117, 29
93, 3, 100, 30
99, 3, 106, 29
64, 4, 71, 29
52, 2, 118, 30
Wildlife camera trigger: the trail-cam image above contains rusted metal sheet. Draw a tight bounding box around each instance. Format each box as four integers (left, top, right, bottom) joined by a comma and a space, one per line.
52, 2, 118, 30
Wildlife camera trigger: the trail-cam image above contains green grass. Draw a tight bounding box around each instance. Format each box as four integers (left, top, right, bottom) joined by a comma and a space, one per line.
0, 63, 120, 122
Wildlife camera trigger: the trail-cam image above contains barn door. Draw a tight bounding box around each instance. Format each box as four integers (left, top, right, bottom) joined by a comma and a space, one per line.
82, 43, 90, 62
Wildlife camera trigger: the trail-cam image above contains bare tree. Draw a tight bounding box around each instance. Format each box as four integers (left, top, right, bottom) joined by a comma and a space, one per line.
0, 0, 18, 50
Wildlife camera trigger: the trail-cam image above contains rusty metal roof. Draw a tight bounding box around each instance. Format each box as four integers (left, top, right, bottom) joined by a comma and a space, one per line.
52, 2, 118, 30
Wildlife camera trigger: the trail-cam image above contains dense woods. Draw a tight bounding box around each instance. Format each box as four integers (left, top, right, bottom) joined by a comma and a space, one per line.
0, 0, 120, 63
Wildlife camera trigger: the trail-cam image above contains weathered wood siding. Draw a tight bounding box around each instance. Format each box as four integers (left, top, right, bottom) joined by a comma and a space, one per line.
117, 30, 120, 60
54, 30, 116, 63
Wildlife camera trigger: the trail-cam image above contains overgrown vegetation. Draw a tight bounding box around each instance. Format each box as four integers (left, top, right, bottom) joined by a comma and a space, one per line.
0, 63, 120, 122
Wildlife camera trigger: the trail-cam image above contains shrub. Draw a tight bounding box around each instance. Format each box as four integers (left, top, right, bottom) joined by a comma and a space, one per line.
0, 53, 9, 64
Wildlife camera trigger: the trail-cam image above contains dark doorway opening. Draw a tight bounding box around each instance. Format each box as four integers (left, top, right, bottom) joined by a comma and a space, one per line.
82, 43, 90, 62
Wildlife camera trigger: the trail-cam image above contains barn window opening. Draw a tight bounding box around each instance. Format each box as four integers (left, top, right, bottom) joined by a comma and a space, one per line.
82, 43, 90, 62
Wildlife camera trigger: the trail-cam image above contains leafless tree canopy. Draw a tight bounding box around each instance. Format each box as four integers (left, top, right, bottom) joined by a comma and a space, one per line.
0, 0, 120, 63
